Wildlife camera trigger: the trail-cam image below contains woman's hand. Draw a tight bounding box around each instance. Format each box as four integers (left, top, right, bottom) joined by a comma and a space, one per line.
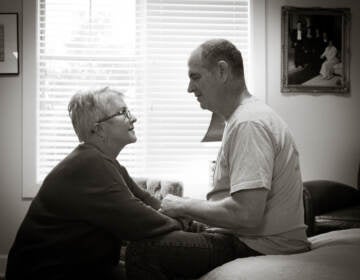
159, 194, 187, 218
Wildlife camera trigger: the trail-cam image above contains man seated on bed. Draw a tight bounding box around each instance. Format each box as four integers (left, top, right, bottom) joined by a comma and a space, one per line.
125, 39, 311, 280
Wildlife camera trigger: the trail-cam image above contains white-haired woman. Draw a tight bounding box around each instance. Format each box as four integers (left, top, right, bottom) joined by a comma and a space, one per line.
6, 87, 181, 280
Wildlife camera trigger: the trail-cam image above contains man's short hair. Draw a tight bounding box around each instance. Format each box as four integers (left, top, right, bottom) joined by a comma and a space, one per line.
199, 39, 244, 78
68, 87, 124, 142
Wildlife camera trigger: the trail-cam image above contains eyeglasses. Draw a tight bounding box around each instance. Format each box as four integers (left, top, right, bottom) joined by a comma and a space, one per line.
95, 109, 133, 124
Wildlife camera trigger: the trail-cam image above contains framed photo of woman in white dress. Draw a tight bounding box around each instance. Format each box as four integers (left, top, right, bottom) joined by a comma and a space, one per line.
281, 7, 350, 93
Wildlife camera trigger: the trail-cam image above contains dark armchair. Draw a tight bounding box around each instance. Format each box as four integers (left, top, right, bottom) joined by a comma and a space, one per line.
303, 180, 360, 236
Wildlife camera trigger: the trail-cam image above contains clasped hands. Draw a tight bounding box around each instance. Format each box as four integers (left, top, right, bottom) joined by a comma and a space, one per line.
159, 194, 186, 217
159, 194, 207, 232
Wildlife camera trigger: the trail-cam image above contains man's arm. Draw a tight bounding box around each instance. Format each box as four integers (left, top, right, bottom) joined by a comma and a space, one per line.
160, 121, 273, 230
160, 188, 268, 229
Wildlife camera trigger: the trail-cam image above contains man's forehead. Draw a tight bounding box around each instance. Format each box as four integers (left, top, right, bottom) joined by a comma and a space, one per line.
188, 47, 202, 64
188, 48, 204, 73
188, 64, 202, 77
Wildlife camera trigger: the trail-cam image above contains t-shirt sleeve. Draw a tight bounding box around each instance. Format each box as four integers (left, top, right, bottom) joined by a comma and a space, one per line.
226, 121, 274, 193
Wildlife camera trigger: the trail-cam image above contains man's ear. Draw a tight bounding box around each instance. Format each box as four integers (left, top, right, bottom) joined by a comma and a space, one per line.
217, 60, 229, 82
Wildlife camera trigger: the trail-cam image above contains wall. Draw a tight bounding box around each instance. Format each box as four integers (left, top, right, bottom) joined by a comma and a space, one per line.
0, 0, 30, 275
0, 0, 359, 276
266, 0, 360, 186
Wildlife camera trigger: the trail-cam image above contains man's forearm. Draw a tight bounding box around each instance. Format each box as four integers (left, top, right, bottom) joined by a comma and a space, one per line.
162, 196, 251, 229
160, 189, 268, 230
180, 198, 245, 229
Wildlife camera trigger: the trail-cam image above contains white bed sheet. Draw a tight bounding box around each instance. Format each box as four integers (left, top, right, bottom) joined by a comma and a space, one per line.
201, 229, 360, 280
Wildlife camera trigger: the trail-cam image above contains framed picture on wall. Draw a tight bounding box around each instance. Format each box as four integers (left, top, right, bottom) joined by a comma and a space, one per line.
281, 7, 351, 93
0, 13, 19, 75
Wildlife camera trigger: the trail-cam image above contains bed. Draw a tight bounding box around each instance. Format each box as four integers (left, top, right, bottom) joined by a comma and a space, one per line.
201, 228, 360, 280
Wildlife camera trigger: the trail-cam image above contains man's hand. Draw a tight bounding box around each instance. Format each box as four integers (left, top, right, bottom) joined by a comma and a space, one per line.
175, 218, 208, 232
159, 194, 187, 218
175, 217, 193, 231
188, 220, 208, 233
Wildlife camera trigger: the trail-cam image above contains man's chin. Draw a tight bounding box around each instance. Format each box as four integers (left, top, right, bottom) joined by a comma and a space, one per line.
199, 102, 207, 110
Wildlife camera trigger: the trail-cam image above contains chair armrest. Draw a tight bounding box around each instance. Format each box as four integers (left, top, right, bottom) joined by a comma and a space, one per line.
134, 177, 183, 199
303, 187, 315, 236
303, 180, 360, 216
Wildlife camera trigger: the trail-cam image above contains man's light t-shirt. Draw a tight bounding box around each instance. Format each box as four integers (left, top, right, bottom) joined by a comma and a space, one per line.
207, 97, 310, 255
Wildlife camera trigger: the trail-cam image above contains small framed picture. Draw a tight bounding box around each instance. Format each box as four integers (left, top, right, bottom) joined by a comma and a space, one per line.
281, 7, 351, 93
0, 13, 19, 75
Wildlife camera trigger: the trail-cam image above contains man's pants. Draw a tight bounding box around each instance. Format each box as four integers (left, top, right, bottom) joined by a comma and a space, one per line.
125, 231, 261, 280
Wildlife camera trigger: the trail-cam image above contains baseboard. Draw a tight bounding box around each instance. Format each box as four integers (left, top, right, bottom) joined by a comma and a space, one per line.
0, 255, 7, 277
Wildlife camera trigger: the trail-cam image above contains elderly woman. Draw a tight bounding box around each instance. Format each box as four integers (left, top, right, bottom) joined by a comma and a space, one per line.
6, 87, 181, 280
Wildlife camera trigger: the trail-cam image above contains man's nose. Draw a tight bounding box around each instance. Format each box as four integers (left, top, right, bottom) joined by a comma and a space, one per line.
187, 81, 194, 93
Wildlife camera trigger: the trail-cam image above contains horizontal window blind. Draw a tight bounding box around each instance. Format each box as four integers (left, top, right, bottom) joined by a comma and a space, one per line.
37, 0, 249, 197
38, 0, 140, 181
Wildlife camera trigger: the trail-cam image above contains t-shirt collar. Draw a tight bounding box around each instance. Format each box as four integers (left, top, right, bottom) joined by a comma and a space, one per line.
225, 95, 256, 125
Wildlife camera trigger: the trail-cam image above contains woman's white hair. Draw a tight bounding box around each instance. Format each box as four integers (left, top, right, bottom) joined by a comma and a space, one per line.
68, 87, 124, 142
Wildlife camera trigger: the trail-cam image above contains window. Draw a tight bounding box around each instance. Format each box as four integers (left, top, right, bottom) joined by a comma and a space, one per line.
37, 0, 138, 181
23, 0, 264, 199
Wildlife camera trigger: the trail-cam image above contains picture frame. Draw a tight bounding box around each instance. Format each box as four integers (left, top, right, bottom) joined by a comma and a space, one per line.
0, 13, 19, 75
281, 7, 351, 93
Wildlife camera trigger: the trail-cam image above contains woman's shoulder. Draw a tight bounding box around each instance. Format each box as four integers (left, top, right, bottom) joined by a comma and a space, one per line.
58, 144, 117, 176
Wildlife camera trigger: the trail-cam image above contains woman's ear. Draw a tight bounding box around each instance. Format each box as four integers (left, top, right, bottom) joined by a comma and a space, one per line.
91, 123, 99, 134
91, 123, 105, 140
217, 60, 229, 82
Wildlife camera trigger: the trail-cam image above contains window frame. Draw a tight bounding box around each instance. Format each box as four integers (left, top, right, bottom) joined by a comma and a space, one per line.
23, 0, 39, 198
22, 0, 266, 198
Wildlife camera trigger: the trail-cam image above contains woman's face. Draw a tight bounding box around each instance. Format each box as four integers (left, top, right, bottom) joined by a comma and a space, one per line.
100, 95, 137, 149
